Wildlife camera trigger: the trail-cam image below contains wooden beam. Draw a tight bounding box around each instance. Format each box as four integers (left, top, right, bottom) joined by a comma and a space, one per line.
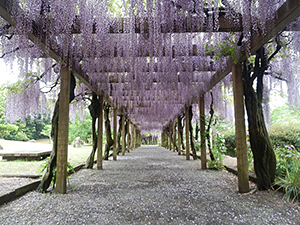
185, 107, 190, 160
0, 0, 114, 108
199, 96, 207, 170
206, 0, 300, 94
97, 95, 104, 170
126, 118, 130, 152
113, 107, 117, 160
56, 66, 70, 194
172, 121, 176, 152
71, 14, 242, 34
232, 63, 249, 193
121, 114, 125, 156
177, 116, 181, 155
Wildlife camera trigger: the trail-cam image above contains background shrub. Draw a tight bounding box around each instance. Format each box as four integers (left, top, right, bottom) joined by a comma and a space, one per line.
269, 122, 300, 151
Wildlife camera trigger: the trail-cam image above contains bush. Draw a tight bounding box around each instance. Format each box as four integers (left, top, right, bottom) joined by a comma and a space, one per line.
69, 115, 93, 144
269, 122, 300, 150
13, 131, 29, 141
208, 159, 224, 170
223, 132, 236, 157
274, 157, 300, 203
274, 145, 300, 177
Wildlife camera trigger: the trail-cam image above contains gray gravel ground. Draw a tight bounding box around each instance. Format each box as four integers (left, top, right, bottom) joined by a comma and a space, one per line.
0, 145, 299, 225
0, 177, 39, 196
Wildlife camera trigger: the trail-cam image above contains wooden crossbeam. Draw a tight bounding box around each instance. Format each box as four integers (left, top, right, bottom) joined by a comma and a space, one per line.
206, 0, 300, 95
85, 58, 215, 73
72, 14, 243, 34
93, 71, 212, 83
0, 0, 114, 106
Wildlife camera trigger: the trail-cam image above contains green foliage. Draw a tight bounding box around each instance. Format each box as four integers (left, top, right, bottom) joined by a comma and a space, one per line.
38, 158, 75, 185
223, 132, 236, 156
274, 145, 300, 178
269, 105, 300, 150
3, 115, 51, 141
69, 115, 93, 144
0, 123, 18, 139
207, 159, 224, 170
269, 122, 300, 150
274, 157, 300, 203
205, 34, 239, 65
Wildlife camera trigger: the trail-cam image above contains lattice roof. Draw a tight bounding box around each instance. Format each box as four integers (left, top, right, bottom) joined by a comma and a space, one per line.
0, 0, 299, 131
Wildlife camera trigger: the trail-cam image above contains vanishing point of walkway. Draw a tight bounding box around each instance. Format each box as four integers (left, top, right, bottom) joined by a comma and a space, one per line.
0, 146, 299, 224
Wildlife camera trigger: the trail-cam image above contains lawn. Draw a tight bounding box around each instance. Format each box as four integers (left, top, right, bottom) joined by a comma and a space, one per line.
0, 139, 93, 176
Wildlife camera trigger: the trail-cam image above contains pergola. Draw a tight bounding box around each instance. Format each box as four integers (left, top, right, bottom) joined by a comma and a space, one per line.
0, 0, 299, 194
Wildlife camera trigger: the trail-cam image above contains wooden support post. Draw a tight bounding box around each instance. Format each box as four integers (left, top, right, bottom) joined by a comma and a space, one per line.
169, 125, 172, 150
199, 96, 207, 169
172, 121, 176, 152
126, 119, 130, 152
131, 123, 134, 150
97, 95, 103, 170
56, 66, 70, 194
169, 124, 171, 150
132, 125, 136, 149
185, 107, 190, 160
177, 116, 181, 155
113, 107, 117, 161
232, 63, 250, 193
121, 115, 125, 155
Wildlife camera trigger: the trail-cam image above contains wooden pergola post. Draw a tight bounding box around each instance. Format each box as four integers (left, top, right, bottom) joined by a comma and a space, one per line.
169, 124, 172, 150
132, 125, 135, 149
56, 66, 70, 194
232, 63, 250, 193
199, 96, 207, 169
121, 115, 125, 155
126, 118, 130, 152
113, 107, 117, 161
97, 95, 103, 170
177, 116, 181, 155
130, 123, 134, 150
172, 121, 176, 152
185, 107, 190, 160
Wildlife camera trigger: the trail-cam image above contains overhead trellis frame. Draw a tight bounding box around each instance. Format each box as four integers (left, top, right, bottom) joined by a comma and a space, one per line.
0, 0, 300, 193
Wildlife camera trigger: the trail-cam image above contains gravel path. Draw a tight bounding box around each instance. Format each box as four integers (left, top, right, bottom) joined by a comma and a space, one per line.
0, 177, 39, 196
0, 146, 299, 224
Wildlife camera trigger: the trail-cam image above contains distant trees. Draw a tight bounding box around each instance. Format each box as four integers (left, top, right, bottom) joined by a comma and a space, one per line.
0, 88, 51, 140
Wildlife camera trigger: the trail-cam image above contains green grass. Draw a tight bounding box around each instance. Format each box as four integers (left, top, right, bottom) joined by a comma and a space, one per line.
0, 140, 93, 176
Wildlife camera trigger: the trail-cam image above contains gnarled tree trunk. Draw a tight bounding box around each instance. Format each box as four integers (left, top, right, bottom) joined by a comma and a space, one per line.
86, 92, 101, 169
206, 91, 215, 161
37, 73, 76, 193
178, 115, 185, 150
243, 47, 276, 190
103, 103, 114, 160
116, 115, 122, 153
188, 106, 197, 160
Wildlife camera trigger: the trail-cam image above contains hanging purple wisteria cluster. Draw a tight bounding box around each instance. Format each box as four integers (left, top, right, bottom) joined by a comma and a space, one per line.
0, 0, 295, 131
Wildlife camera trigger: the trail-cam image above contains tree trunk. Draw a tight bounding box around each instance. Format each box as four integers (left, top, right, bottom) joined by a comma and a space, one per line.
172, 121, 178, 152
37, 73, 76, 193
195, 121, 199, 141
243, 47, 276, 190
126, 120, 130, 152
103, 103, 114, 160
116, 115, 122, 152
178, 115, 185, 150
86, 92, 101, 169
188, 106, 197, 160
206, 91, 215, 161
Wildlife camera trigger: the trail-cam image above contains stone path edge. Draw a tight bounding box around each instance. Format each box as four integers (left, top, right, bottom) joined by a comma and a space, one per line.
0, 163, 85, 206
